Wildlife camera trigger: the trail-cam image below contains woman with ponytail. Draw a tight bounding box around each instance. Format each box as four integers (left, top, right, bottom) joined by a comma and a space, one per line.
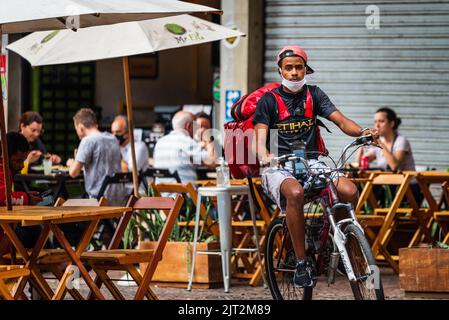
357, 107, 422, 204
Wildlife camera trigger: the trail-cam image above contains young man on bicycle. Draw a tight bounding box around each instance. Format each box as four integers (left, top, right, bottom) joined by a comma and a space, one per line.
253, 45, 377, 288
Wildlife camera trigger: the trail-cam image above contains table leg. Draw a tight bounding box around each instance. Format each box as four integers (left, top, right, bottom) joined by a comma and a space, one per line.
217, 193, 232, 293
0, 223, 54, 299
248, 193, 267, 286
50, 221, 105, 300
0, 231, 10, 256
187, 193, 203, 291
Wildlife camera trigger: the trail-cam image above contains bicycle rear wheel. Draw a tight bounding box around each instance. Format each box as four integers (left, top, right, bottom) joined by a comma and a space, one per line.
264, 217, 313, 300
343, 223, 385, 300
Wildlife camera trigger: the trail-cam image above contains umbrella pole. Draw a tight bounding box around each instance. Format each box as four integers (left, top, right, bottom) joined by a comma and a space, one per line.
0, 30, 12, 210
122, 56, 143, 241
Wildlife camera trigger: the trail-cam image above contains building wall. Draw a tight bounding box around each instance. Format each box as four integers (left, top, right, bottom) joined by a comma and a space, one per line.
264, 0, 449, 170
95, 0, 220, 128
95, 44, 214, 127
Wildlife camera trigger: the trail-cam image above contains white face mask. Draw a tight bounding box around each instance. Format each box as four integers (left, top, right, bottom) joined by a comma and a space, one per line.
279, 68, 307, 93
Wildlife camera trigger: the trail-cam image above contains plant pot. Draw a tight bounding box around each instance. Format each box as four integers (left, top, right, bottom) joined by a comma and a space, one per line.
138, 241, 223, 288
399, 247, 449, 293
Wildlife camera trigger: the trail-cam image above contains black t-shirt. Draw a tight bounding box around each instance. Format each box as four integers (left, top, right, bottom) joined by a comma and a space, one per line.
30, 138, 48, 164
252, 84, 338, 157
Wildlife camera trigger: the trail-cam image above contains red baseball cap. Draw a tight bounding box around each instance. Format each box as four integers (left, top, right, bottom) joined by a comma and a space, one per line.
277, 45, 314, 74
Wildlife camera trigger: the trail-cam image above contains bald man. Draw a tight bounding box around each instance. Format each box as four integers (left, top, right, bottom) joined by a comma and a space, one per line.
111, 115, 149, 173
153, 111, 217, 183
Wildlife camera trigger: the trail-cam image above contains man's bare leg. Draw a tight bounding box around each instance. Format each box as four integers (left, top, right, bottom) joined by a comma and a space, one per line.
334, 177, 359, 220
280, 179, 306, 259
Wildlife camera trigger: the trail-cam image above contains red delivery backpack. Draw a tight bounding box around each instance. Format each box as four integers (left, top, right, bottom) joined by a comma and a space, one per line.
223, 83, 328, 178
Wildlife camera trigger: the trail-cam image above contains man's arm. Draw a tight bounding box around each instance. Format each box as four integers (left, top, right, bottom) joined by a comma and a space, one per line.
328, 110, 376, 137
254, 123, 273, 164
67, 159, 83, 178
200, 141, 218, 168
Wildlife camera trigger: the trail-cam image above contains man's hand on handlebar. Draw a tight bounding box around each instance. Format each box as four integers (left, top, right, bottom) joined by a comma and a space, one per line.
361, 128, 380, 144
260, 153, 276, 167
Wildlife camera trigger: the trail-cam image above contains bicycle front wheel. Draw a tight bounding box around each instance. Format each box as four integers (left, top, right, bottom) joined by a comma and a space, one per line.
264, 217, 313, 300
343, 223, 385, 300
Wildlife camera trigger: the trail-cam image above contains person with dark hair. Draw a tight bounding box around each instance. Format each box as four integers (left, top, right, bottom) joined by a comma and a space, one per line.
66, 108, 125, 205
253, 45, 378, 288
357, 107, 422, 205
19, 111, 61, 168
0, 132, 41, 205
357, 107, 416, 172
194, 111, 218, 156
111, 115, 149, 174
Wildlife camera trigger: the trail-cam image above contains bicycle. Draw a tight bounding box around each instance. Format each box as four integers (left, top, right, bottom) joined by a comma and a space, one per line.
263, 135, 385, 300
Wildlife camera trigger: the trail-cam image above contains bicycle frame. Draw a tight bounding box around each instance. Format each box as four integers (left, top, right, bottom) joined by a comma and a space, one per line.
266, 136, 383, 299
275, 175, 366, 283
321, 178, 365, 282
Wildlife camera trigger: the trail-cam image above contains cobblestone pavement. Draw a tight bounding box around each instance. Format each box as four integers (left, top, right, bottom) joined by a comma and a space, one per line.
39, 267, 447, 300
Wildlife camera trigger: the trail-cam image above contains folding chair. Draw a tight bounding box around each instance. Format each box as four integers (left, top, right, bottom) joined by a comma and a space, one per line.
140, 168, 181, 193
355, 173, 423, 273
0, 265, 30, 300
1, 197, 108, 300
97, 172, 135, 202
81, 194, 184, 300
228, 177, 280, 286
150, 182, 219, 237
433, 182, 449, 244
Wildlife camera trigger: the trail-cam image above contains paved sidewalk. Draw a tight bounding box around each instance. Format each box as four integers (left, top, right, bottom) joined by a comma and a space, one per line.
40, 267, 447, 300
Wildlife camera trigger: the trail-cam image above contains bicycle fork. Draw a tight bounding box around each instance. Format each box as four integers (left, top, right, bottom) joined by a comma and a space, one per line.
326, 203, 364, 283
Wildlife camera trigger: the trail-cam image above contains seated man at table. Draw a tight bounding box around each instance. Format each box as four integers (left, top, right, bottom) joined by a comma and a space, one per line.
0, 132, 42, 206
19, 111, 62, 172
67, 108, 126, 205
111, 115, 149, 174
153, 111, 217, 183
1, 132, 43, 249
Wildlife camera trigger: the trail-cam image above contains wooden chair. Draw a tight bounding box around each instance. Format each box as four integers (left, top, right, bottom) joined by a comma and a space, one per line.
140, 168, 181, 193
228, 177, 279, 286
0, 265, 30, 300
1, 197, 108, 300
81, 194, 184, 300
97, 172, 134, 203
150, 182, 219, 237
434, 182, 449, 244
355, 173, 424, 273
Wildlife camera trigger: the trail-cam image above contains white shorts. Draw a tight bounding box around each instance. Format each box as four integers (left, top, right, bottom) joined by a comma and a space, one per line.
261, 159, 342, 212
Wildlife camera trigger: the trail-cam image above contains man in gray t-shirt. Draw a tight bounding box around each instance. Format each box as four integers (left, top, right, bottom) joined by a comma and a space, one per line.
67, 108, 126, 205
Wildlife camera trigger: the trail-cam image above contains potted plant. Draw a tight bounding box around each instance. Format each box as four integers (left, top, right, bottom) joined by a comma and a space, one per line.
123, 191, 222, 288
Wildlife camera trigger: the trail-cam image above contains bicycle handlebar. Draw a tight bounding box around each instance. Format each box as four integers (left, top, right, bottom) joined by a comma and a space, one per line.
260, 134, 381, 175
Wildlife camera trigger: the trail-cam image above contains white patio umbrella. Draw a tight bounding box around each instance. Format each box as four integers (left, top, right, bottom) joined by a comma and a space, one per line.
0, 0, 221, 34
7, 14, 243, 204
0, 0, 220, 209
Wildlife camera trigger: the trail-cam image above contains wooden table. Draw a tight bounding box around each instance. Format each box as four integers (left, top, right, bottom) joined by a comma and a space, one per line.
0, 205, 131, 300
414, 171, 449, 211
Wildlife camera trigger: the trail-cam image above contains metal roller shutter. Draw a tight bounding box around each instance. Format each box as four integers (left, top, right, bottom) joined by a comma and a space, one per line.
264, 0, 449, 170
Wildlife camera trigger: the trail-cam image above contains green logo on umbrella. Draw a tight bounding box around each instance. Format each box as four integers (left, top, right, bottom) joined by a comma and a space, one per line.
164, 23, 187, 35
41, 30, 60, 44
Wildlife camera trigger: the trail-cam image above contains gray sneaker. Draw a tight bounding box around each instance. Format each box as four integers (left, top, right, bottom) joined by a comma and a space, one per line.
293, 259, 315, 288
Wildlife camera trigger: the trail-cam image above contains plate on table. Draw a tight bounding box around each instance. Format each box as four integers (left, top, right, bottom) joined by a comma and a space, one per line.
30, 165, 69, 173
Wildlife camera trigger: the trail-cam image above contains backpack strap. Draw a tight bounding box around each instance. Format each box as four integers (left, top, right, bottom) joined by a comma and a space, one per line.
304, 88, 313, 118
269, 91, 290, 120
308, 86, 332, 133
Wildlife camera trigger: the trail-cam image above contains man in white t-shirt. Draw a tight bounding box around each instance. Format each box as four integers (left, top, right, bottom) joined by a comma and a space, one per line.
153, 111, 217, 183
